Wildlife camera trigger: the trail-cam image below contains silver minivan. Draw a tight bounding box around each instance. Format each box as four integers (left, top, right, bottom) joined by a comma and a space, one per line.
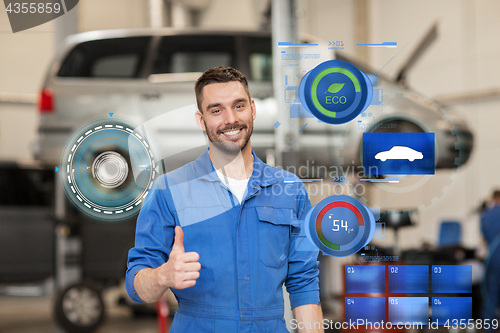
34, 29, 278, 169
35, 28, 473, 173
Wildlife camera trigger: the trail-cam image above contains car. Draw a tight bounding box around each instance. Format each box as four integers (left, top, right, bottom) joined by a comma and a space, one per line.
375, 146, 424, 162
34, 28, 473, 173
33, 28, 274, 167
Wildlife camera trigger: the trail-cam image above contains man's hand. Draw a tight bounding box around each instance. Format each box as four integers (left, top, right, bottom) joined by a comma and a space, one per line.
156, 226, 201, 289
134, 226, 201, 302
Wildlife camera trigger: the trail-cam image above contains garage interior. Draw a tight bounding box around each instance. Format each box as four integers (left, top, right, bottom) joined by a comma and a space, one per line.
1, 0, 500, 332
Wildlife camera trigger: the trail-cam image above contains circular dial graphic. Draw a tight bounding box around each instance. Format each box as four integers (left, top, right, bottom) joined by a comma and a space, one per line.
305, 195, 375, 257
60, 119, 159, 221
299, 60, 373, 125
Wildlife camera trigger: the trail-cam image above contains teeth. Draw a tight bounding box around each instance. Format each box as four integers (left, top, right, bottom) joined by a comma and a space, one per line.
224, 129, 240, 136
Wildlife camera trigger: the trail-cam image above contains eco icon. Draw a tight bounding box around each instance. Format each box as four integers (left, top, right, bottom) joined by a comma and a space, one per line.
299, 60, 373, 125
326, 83, 346, 94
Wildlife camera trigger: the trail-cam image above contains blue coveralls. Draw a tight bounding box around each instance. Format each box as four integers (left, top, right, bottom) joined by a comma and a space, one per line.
481, 205, 500, 245
126, 149, 320, 332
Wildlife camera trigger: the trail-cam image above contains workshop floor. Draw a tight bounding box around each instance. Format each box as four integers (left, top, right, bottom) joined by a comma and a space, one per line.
0, 289, 166, 333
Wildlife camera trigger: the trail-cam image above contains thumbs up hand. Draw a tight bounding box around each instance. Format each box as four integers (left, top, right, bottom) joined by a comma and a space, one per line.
156, 226, 201, 290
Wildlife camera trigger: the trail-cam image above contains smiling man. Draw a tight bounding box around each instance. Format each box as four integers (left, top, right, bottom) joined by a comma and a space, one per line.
126, 66, 323, 332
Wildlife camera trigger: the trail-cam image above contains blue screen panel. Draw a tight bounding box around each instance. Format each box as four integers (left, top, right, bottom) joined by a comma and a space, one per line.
432, 297, 472, 324
345, 265, 385, 293
389, 297, 429, 325
389, 265, 429, 293
432, 265, 472, 293
363, 133, 435, 175
345, 297, 385, 323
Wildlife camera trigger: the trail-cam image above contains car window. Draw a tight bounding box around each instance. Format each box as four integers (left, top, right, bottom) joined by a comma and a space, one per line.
171, 52, 231, 73
248, 37, 272, 82
152, 35, 235, 75
92, 54, 139, 77
57, 36, 151, 78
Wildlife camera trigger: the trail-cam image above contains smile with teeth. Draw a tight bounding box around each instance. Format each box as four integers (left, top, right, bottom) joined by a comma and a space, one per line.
222, 128, 242, 138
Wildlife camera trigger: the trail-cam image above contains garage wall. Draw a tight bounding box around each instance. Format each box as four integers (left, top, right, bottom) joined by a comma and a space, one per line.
77, 0, 149, 32
0, 9, 54, 94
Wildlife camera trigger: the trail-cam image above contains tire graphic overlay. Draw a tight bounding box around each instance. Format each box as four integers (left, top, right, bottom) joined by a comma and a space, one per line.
60, 119, 158, 221
305, 195, 376, 257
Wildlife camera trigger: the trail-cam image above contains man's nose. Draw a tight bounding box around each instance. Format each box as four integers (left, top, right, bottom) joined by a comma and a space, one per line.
223, 109, 238, 124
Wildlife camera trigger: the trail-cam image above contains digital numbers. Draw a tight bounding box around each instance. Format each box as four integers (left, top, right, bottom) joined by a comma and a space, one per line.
346, 266, 355, 274
5, 2, 61, 14
332, 176, 346, 182
390, 266, 398, 274
328, 41, 344, 47
443, 319, 498, 330
433, 266, 442, 274
390, 298, 398, 305
333, 219, 348, 232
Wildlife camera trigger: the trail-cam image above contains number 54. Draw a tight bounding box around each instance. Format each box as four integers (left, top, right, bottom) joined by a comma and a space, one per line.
333, 219, 348, 231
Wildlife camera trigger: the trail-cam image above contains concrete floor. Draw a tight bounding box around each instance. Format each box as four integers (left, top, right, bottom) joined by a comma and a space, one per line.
0, 289, 166, 333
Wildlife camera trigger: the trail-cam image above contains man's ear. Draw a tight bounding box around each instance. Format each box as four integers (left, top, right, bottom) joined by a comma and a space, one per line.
251, 98, 256, 121
195, 110, 206, 131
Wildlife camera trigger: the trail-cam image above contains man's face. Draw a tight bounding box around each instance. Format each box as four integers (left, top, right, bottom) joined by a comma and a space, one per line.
196, 81, 256, 154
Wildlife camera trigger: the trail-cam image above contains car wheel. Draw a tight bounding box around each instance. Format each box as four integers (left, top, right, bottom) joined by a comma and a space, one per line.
380, 158, 386, 162
409, 158, 414, 162
54, 282, 105, 333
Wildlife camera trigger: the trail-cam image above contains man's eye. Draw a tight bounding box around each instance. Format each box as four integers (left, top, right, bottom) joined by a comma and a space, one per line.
235, 104, 244, 109
212, 109, 221, 114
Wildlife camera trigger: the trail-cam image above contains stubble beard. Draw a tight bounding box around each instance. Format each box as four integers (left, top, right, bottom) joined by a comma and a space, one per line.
204, 120, 253, 155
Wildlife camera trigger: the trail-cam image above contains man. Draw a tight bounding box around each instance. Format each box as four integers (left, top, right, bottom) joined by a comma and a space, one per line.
126, 66, 323, 332
480, 191, 500, 325
481, 190, 500, 245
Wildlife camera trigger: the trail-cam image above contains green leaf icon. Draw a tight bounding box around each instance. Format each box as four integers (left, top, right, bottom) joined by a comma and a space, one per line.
325, 83, 345, 94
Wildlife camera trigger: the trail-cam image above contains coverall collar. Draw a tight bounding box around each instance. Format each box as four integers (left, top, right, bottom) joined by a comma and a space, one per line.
195, 148, 279, 189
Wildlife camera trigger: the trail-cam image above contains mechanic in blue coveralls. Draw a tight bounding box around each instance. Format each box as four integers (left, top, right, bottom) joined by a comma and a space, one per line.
480, 190, 500, 326
126, 66, 324, 332
481, 190, 500, 246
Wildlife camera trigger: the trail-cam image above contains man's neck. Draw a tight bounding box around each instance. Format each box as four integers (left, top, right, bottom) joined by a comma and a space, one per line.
209, 144, 254, 180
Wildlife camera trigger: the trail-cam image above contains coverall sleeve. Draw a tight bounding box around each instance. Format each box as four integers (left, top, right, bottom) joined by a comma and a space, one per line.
285, 181, 320, 309
125, 175, 177, 303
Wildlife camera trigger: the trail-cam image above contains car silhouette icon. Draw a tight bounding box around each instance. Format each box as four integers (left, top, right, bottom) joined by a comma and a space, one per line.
374, 146, 424, 162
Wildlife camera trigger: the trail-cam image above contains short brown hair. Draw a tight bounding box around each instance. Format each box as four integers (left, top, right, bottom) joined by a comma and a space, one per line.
493, 190, 500, 200
195, 66, 250, 112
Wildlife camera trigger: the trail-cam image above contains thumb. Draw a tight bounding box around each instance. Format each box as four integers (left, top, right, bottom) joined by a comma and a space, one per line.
172, 226, 185, 253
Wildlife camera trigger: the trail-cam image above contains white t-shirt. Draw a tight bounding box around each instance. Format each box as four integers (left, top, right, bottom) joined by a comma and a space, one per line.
215, 169, 249, 204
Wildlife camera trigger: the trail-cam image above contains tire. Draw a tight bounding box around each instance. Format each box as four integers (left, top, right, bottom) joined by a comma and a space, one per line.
54, 282, 105, 333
